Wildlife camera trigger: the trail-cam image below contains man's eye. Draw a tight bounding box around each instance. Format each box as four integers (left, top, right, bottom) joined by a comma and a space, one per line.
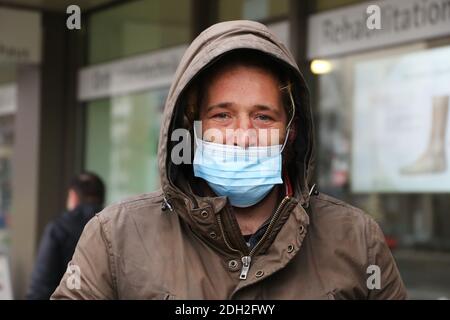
212, 113, 230, 119
255, 114, 273, 121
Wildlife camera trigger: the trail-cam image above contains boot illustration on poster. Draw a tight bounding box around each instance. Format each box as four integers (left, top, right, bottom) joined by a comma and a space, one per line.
400, 95, 449, 175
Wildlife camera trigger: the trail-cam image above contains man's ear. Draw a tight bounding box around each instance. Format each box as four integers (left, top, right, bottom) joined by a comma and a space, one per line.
67, 189, 80, 211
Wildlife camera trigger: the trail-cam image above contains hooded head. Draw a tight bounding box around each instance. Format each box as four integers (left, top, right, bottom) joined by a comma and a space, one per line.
158, 20, 315, 212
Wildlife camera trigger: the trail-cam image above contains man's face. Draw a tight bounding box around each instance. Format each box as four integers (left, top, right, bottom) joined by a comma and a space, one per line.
199, 64, 288, 147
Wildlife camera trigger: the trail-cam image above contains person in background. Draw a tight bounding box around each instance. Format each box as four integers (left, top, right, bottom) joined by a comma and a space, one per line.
26, 172, 105, 300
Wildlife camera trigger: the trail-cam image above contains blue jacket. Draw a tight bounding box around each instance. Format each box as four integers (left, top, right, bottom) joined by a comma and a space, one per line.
26, 204, 102, 300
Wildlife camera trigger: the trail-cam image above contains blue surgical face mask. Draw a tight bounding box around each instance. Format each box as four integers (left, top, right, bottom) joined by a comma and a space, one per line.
193, 129, 289, 208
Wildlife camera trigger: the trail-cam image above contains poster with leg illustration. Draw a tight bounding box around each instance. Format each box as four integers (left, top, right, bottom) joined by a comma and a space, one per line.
352, 46, 450, 192
400, 96, 449, 175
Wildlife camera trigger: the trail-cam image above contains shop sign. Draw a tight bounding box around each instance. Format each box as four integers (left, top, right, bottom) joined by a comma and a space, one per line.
308, 0, 450, 58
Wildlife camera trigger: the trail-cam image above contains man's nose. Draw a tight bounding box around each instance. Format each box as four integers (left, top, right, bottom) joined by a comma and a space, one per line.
234, 115, 256, 148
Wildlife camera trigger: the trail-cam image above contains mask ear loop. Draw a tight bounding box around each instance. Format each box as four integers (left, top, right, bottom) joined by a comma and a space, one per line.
280, 83, 296, 153
193, 121, 203, 148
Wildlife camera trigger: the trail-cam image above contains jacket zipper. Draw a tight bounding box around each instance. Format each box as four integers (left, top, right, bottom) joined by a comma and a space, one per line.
217, 213, 242, 255
216, 195, 291, 280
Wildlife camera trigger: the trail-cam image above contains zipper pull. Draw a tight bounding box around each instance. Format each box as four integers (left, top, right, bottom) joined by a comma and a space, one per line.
239, 256, 252, 280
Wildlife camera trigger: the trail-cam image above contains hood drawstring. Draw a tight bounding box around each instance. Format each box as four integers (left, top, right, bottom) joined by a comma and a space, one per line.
162, 195, 174, 212
301, 184, 319, 209
309, 184, 319, 196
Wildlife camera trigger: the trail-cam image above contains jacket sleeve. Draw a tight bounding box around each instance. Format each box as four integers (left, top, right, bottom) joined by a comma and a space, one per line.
366, 217, 408, 300
50, 215, 117, 299
26, 223, 65, 300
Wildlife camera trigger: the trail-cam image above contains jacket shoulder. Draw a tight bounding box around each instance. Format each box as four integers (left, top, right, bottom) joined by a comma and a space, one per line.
44, 215, 72, 243
308, 192, 378, 254
308, 192, 407, 299
311, 192, 373, 224
92, 189, 180, 248
96, 189, 165, 222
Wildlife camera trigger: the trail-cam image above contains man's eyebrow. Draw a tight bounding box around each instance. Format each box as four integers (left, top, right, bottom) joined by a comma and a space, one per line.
254, 104, 283, 117
205, 102, 233, 113
205, 102, 281, 114
254, 104, 277, 112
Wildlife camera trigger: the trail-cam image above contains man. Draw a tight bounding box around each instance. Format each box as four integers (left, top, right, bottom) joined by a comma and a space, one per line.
52, 21, 407, 299
27, 172, 105, 300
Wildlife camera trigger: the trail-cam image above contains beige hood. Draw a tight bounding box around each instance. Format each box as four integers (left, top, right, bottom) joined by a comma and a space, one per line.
158, 20, 316, 210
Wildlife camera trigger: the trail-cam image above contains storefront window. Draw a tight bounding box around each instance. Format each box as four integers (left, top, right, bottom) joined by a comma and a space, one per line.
317, 41, 450, 252
86, 90, 166, 203
314, 0, 363, 12
89, 0, 191, 64
85, 0, 191, 204
218, 0, 288, 21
